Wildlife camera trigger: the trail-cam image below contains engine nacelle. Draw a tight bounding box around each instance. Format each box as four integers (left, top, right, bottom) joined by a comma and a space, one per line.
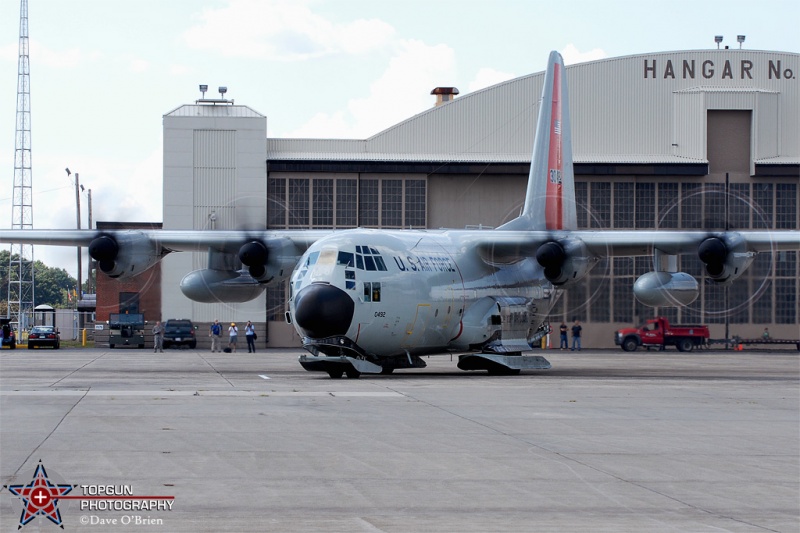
238, 238, 298, 283
180, 269, 265, 303
88, 232, 161, 279
698, 234, 755, 283
633, 271, 699, 307
535, 238, 593, 287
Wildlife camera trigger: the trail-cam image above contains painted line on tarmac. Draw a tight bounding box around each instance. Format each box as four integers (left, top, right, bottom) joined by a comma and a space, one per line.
0, 389, 404, 398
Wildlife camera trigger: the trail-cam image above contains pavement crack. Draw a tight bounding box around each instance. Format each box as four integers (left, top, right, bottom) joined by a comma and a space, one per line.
11, 388, 90, 480
197, 353, 235, 387
49, 352, 108, 387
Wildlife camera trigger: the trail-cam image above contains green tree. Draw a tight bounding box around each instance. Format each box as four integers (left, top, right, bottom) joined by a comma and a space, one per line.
0, 249, 77, 309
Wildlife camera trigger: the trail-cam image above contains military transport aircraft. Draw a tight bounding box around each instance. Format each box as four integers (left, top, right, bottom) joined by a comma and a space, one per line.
2, 51, 798, 377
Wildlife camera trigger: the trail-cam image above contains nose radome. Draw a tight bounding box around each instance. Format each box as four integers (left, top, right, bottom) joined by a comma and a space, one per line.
294, 283, 354, 339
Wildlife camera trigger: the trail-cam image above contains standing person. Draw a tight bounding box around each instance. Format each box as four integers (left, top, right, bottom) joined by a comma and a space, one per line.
209, 319, 222, 352
245, 321, 256, 353
152, 321, 164, 353
559, 322, 568, 350
228, 322, 238, 352
571, 320, 582, 351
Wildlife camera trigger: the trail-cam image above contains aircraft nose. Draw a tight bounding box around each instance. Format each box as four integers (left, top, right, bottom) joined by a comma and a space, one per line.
294, 283, 354, 339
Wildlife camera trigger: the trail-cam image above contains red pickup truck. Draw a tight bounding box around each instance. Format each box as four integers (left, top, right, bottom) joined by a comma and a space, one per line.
615, 317, 709, 352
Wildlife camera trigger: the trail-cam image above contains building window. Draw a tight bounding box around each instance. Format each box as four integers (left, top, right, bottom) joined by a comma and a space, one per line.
405, 179, 426, 227
704, 184, 726, 229
586, 258, 611, 323
752, 183, 773, 229
752, 279, 773, 323
775, 278, 796, 323
590, 182, 610, 228
575, 181, 588, 228
382, 180, 403, 227
312, 179, 333, 228
359, 179, 379, 227
728, 281, 750, 324
266, 282, 287, 321
776, 183, 797, 229
288, 179, 309, 227
657, 183, 679, 229
681, 183, 702, 229
728, 183, 751, 229
267, 178, 286, 228
613, 183, 634, 229
635, 183, 655, 229
336, 179, 357, 227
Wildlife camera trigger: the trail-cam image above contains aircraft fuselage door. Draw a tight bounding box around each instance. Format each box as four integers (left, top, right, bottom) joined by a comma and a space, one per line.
402, 304, 431, 349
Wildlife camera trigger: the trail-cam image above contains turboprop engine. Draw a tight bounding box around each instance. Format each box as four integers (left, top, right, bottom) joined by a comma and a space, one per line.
88, 232, 162, 279
535, 238, 594, 287
180, 237, 299, 303
633, 271, 699, 307
698, 233, 755, 283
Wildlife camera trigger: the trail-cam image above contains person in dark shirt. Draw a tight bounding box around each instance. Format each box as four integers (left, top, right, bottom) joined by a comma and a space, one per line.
559, 322, 568, 350
571, 320, 582, 351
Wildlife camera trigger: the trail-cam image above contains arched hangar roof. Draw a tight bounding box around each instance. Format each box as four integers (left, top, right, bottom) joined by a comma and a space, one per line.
267, 49, 799, 171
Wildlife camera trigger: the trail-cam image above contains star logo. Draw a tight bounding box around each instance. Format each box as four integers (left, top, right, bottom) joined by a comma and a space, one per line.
4, 461, 74, 529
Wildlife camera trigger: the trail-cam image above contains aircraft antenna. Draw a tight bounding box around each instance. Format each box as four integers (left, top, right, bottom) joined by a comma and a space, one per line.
6, 0, 35, 330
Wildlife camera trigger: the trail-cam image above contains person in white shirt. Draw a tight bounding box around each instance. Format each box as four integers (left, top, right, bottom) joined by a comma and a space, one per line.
228, 322, 238, 352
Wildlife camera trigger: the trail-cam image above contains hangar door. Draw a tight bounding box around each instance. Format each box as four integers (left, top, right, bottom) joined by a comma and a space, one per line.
707, 110, 751, 175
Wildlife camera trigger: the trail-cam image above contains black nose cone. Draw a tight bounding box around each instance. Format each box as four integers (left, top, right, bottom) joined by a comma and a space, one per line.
294, 283, 354, 339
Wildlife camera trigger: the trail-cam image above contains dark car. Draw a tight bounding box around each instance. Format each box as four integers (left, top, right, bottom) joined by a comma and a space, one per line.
1, 318, 17, 349
27, 326, 60, 349
163, 319, 197, 349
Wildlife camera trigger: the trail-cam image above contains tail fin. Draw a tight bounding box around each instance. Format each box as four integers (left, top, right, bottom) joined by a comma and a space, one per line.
500, 51, 576, 231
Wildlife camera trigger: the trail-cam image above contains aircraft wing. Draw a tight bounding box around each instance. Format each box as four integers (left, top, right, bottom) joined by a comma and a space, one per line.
472, 229, 800, 264
0, 229, 332, 254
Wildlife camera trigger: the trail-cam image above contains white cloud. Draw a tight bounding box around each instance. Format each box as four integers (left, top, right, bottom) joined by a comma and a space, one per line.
170, 64, 192, 76
467, 67, 516, 93
129, 58, 150, 73
0, 39, 98, 68
282, 39, 456, 139
182, 0, 395, 60
560, 44, 607, 65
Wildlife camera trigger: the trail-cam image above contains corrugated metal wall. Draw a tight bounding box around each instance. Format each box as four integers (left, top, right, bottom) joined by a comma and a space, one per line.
193, 129, 236, 230
268, 51, 799, 168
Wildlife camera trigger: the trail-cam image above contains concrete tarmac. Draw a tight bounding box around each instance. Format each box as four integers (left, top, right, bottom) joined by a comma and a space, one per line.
1, 347, 798, 532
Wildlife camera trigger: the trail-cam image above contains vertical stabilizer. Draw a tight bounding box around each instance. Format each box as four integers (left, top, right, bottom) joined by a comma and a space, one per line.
500, 51, 576, 231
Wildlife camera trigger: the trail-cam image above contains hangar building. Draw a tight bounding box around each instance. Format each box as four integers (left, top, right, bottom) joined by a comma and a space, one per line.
160, 49, 799, 348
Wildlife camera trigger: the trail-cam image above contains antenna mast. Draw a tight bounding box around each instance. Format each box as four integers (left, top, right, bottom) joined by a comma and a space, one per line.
7, 0, 35, 329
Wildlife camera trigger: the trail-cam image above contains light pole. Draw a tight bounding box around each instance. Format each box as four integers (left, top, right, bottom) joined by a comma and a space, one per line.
86, 188, 93, 293
66, 168, 81, 303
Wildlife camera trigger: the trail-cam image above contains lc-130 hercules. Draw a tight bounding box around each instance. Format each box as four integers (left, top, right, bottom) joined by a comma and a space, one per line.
3, 52, 798, 377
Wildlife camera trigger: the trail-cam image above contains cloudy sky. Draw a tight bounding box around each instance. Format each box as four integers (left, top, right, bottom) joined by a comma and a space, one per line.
0, 0, 798, 277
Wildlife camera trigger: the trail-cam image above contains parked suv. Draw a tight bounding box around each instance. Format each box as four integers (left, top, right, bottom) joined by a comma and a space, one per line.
163, 319, 197, 349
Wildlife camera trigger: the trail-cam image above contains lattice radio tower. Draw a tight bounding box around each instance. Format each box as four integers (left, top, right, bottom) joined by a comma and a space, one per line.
7, 0, 34, 329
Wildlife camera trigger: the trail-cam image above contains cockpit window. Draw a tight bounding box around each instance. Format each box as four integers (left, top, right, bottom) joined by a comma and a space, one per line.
363, 282, 381, 302
304, 251, 319, 267
354, 245, 388, 272
337, 251, 354, 267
